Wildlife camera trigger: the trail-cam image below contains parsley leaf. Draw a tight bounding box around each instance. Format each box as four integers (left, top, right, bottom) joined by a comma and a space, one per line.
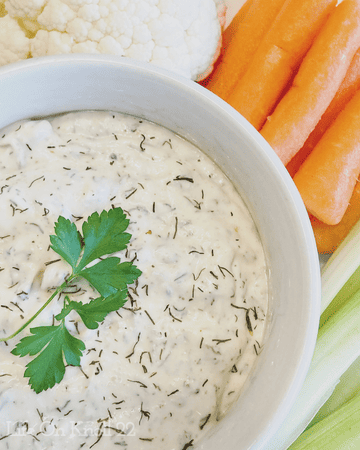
55, 290, 128, 330
6, 207, 142, 394
11, 324, 85, 393
76, 208, 131, 272
50, 216, 82, 270
79, 258, 142, 297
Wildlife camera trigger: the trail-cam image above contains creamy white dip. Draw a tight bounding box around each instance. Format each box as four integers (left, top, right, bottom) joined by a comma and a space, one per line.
0, 111, 268, 450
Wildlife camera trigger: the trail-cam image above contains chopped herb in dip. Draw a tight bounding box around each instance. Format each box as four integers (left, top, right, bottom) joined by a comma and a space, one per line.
0, 111, 268, 450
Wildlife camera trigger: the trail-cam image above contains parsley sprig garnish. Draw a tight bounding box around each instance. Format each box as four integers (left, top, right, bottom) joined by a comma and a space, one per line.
0, 207, 141, 394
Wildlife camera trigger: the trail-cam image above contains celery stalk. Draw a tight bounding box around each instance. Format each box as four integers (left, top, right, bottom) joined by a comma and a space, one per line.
320, 263, 360, 328
321, 218, 360, 315
267, 218, 360, 449
288, 389, 360, 449
307, 354, 360, 428
262, 288, 360, 450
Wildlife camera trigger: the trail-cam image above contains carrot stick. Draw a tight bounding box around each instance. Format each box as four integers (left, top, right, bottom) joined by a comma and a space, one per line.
311, 180, 360, 253
222, 0, 255, 49
287, 48, 360, 177
205, 0, 286, 100
286, 47, 360, 177
198, 0, 255, 88
228, 44, 295, 129
227, 0, 337, 130
294, 86, 360, 225
261, 0, 360, 166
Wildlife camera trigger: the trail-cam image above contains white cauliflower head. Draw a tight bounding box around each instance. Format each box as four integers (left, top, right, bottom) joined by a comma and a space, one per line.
1, 0, 224, 80
5, 0, 47, 19
0, 14, 30, 65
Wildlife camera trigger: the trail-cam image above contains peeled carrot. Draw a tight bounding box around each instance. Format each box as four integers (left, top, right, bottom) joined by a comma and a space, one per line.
286, 47, 360, 177
261, 0, 360, 166
222, 0, 255, 50
206, 0, 286, 100
198, 0, 255, 89
227, 0, 337, 130
311, 181, 360, 253
228, 44, 295, 129
294, 86, 360, 225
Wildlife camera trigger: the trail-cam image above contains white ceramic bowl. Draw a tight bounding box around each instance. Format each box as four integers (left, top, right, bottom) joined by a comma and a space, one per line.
0, 54, 321, 449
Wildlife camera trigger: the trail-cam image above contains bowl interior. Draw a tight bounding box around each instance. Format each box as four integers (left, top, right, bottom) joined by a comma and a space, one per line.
0, 55, 321, 449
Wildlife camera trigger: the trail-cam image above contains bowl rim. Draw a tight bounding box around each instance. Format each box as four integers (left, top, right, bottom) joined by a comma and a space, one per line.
0, 54, 321, 449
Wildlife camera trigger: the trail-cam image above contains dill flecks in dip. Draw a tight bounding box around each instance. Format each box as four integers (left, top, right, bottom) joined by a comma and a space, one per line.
0, 111, 268, 449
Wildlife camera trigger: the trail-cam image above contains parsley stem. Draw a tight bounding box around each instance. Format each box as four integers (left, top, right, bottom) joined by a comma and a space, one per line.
0, 276, 75, 343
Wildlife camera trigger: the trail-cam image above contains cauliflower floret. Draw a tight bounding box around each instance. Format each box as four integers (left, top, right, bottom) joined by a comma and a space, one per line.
158, 0, 197, 29
37, 0, 76, 31
5, 0, 46, 19
186, 6, 220, 76
133, 0, 160, 24
3, 0, 223, 80
116, 34, 132, 50
98, 10, 133, 38
97, 35, 124, 54
77, 3, 100, 22
146, 0, 220, 78
66, 17, 92, 42
72, 39, 98, 52
148, 14, 184, 47
0, 15, 30, 65
127, 40, 155, 61
132, 22, 152, 44
87, 26, 104, 42
196, 0, 226, 80
61, 0, 99, 13
31, 29, 73, 56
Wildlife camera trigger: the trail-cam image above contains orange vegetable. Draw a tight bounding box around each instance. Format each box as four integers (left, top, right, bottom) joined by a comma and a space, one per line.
294, 87, 360, 225
311, 181, 360, 253
222, 0, 255, 49
286, 47, 360, 177
227, 0, 336, 130
261, 0, 360, 166
205, 0, 286, 100
228, 44, 295, 129
199, 0, 255, 89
